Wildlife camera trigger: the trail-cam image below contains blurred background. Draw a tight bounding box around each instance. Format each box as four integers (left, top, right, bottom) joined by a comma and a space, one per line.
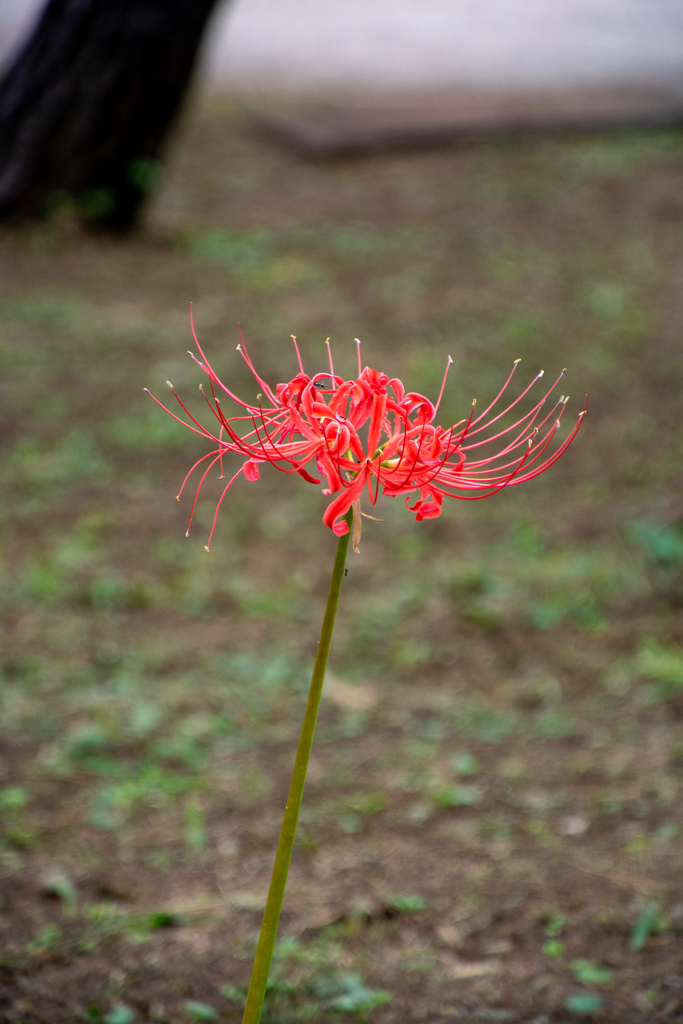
1, 2, 683, 1022
3, 0, 683, 91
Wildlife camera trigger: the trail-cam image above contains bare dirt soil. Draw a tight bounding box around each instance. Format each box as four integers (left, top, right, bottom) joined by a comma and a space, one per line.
1, 98, 683, 1023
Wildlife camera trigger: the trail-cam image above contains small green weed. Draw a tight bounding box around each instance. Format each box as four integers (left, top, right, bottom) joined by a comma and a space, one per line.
542, 940, 565, 956
184, 1001, 219, 1021
88, 765, 199, 829
432, 784, 482, 808
633, 640, 683, 704
0, 786, 29, 812
630, 901, 665, 950
184, 797, 207, 851
565, 993, 604, 1015
42, 870, 78, 917
453, 698, 518, 743
184, 228, 274, 273
223, 937, 390, 1021
77, 903, 187, 953
387, 894, 427, 913
570, 959, 613, 986
450, 752, 480, 777
544, 912, 566, 938
104, 1007, 134, 1024
328, 975, 391, 1017
26, 923, 62, 954
631, 520, 683, 569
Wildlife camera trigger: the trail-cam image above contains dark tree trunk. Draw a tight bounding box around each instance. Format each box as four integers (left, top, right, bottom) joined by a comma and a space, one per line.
0, 0, 224, 229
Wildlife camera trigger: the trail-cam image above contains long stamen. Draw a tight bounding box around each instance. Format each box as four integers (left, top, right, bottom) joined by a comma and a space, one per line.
237, 325, 279, 405
410, 425, 457, 489
185, 453, 223, 536
462, 394, 564, 464
144, 388, 215, 441
434, 355, 453, 413
249, 407, 320, 476
189, 307, 261, 412
204, 466, 246, 551
291, 335, 305, 374
466, 368, 565, 440
451, 398, 477, 449
218, 426, 225, 478
512, 406, 586, 483
355, 338, 362, 377
326, 339, 336, 391
468, 358, 522, 428
188, 349, 260, 413
198, 383, 231, 433
441, 437, 537, 501
176, 449, 221, 500
394, 418, 431, 488
254, 396, 315, 470
166, 382, 219, 438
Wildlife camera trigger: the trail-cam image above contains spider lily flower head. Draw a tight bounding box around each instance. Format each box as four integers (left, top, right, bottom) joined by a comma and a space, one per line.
146, 325, 585, 550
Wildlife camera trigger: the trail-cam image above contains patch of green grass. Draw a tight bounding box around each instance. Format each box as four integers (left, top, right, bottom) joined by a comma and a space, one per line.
452, 698, 519, 744
105, 405, 196, 451
184, 227, 275, 272
88, 765, 201, 830
10, 431, 107, 488
562, 131, 682, 178
75, 903, 188, 954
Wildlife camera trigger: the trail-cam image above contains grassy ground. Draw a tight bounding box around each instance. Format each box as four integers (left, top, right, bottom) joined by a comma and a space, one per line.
1, 97, 683, 1023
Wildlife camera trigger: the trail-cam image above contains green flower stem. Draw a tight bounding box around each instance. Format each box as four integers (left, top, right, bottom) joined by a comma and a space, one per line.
241, 512, 352, 1024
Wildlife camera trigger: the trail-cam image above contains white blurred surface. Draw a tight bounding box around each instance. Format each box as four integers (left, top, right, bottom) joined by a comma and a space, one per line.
203, 0, 683, 92
1, 0, 682, 92
0, 0, 44, 69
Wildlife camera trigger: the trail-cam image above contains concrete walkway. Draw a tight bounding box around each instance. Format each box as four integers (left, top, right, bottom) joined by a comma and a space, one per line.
1, 0, 682, 93
203, 0, 683, 94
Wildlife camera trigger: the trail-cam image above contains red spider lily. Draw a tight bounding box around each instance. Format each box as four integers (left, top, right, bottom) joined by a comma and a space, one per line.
146, 326, 585, 550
